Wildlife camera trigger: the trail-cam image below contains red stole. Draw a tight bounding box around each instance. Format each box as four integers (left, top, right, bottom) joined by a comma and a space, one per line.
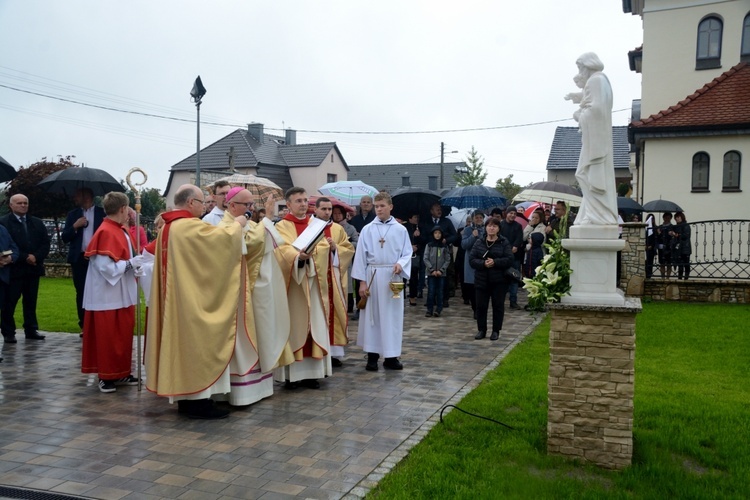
283, 213, 309, 235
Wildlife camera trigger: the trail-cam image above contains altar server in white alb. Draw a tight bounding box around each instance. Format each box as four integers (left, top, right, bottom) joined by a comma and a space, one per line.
351, 192, 412, 372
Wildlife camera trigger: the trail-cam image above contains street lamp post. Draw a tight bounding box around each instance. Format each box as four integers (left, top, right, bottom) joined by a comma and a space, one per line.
440, 142, 459, 190
190, 76, 207, 187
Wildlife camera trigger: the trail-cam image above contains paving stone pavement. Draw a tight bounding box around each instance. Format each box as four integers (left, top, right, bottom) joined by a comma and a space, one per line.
0, 290, 542, 500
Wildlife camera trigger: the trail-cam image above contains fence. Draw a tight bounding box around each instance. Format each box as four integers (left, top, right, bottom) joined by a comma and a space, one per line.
688, 220, 750, 280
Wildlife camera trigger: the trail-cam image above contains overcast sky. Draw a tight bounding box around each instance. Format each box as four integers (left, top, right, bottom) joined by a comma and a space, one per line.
0, 1, 643, 194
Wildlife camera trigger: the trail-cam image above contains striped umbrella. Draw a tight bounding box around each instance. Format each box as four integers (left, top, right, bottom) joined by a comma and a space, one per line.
439, 185, 507, 210
214, 174, 283, 203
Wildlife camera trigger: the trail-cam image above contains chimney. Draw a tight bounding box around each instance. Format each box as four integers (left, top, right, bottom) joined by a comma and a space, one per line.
285, 128, 297, 146
247, 123, 264, 143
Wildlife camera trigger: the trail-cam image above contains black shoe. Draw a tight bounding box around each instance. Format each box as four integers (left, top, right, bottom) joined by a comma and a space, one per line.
98, 380, 116, 393
178, 399, 229, 420
417, 292, 423, 299
300, 379, 320, 389
366, 353, 379, 371
425, 311, 432, 317
433, 312, 440, 317
331, 357, 343, 368
509, 303, 521, 310
3, 336, 17, 344
383, 358, 403, 370
284, 380, 299, 390
409, 298, 417, 306
25, 332, 46, 340
115, 375, 140, 386
351, 310, 360, 321
490, 331, 499, 341
474, 331, 486, 340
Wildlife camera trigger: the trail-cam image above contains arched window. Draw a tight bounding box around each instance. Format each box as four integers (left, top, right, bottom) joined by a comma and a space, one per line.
692, 152, 710, 192
742, 13, 750, 62
723, 151, 741, 191
696, 16, 723, 69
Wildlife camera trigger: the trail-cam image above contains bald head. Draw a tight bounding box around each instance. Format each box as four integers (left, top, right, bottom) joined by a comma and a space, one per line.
9, 194, 29, 216
174, 184, 205, 217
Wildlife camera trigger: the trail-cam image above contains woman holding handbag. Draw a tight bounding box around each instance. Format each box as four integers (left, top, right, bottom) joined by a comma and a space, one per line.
469, 217, 513, 341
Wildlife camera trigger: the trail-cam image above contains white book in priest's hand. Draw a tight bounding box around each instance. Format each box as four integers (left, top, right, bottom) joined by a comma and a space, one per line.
291, 216, 329, 253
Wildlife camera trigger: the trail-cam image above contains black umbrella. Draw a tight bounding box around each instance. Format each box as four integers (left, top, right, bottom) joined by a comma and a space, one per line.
440, 185, 507, 209
391, 187, 442, 221
642, 199, 683, 212
617, 197, 643, 215
0, 155, 18, 183
37, 167, 125, 196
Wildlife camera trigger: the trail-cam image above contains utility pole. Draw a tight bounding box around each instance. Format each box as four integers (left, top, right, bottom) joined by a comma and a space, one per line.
440, 142, 445, 190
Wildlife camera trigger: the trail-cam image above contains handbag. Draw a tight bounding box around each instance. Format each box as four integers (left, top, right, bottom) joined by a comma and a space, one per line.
505, 266, 523, 283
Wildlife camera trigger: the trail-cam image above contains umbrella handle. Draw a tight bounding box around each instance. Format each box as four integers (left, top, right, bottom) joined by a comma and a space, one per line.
126, 167, 148, 391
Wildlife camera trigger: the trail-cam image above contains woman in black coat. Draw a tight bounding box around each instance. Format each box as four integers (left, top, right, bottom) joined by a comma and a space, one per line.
469, 217, 514, 341
669, 211, 692, 280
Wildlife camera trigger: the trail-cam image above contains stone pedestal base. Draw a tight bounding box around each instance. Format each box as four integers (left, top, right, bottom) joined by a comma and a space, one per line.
562, 225, 625, 306
547, 299, 641, 470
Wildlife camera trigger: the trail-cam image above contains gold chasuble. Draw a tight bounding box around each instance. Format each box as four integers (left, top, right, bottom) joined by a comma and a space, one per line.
145, 211, 243, 397
327, 223, 354, 347
275, 217, 339, 360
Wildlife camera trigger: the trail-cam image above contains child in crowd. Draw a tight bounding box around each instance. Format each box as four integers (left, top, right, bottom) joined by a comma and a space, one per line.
423, 226, 451, 317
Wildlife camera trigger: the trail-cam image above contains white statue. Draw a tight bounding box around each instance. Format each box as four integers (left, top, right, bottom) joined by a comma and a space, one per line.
565, 52, 618, 226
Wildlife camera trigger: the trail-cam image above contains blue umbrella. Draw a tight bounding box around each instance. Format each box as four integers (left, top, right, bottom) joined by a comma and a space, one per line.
440, 185, 506, 210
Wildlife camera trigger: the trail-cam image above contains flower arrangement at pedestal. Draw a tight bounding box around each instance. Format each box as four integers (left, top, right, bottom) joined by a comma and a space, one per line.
523, 214, 572, 311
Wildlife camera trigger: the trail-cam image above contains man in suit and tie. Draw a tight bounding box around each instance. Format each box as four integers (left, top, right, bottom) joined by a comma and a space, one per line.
0, 194, 50, 342
61, 188, 105, 331
420, 202, 458, 307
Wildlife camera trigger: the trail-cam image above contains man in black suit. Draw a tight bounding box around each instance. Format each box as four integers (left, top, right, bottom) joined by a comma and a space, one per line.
61, 188, 105, 330
0, 194, 50, 342
420, 202, 458, 307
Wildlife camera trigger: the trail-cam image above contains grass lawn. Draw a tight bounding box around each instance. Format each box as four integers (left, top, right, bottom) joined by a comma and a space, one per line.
14, 277, 146, 334
369, 302, 750, 499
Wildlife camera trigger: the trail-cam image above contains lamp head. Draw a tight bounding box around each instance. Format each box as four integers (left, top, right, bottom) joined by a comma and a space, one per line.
190, 76, 207, 102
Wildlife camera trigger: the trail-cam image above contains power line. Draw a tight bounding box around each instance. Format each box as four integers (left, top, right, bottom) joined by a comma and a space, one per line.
0, 81, 632, 136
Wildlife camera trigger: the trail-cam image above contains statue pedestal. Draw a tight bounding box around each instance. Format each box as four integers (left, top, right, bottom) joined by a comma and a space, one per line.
561, 225, 625, 306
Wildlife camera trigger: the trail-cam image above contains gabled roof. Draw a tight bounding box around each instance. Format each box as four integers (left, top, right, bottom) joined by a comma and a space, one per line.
546, 126, 631, 170
348, 162, 465, 192
631, 62, 750, 130
165, 127, 341, 195
280, 143, 345, 168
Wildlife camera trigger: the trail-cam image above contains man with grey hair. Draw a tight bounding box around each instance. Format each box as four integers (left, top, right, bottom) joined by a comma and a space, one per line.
564, 52, 618, 226
146, 184, 246, 419
80, 191, 142, 393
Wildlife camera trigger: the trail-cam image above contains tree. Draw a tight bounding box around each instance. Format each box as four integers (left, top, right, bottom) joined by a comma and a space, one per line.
4, 156, 77, 218
125, 187, 166, 219
454, 146, 488, 186
494, 173, 523, 201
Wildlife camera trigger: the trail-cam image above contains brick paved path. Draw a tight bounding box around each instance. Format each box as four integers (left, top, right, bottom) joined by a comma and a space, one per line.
0, 291, 540, 499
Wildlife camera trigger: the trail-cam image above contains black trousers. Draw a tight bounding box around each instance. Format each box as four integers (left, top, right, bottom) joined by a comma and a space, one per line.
475, 283, 508, 333
1, 275, 40, 336
71, 254, 89, 329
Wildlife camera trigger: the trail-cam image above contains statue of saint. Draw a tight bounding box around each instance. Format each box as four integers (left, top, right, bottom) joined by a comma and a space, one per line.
565, 52, 618, 226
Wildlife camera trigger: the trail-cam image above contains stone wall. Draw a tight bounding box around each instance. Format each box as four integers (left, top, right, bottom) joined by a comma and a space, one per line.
44, 263, 72, 278
547, 299, 641, 470
620, 223, 646, 295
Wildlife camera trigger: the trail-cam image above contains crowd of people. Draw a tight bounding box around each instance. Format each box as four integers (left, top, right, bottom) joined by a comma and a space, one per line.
1, 181, 689, 416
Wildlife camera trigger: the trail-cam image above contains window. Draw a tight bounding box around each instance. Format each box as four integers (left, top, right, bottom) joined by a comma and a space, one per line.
401, 176, 411, 187
696, 16, 723, 69
742, 14, 750, 62
692, 152, 710, 192
331, 154, 334, 163
723, 151, 741, 191
327, 173, 337, 183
